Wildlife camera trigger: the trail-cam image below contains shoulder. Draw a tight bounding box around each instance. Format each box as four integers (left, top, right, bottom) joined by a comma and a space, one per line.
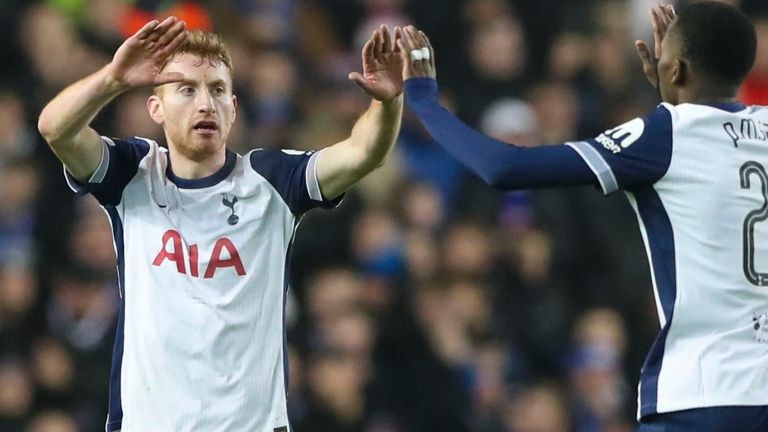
246, 148, 314, 171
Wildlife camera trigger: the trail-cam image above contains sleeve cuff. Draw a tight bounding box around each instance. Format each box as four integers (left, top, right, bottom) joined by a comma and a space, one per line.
565, 141, 619, 194
404, 78, 439, 105
63, 137, 111, 194
305, 150, 343, 208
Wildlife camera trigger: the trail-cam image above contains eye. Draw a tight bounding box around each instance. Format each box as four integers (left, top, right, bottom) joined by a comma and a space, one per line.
180, 86, 194, 95
212, 87, 226, 96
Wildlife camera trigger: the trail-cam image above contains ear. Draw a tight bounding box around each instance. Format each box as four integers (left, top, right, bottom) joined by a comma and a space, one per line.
147, 94, 164, 125
671, 59, 686, 86
231, 94, 237, 123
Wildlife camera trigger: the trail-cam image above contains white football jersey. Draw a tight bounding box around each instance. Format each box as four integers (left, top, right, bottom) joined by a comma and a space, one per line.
567, 102, 768, 418
65, 137, 339, 432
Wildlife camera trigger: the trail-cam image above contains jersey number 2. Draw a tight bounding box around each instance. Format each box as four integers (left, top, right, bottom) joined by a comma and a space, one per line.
740, 161, 768, 286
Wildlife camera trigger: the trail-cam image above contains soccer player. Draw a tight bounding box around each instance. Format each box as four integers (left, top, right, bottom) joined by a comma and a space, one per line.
399, 2, 768, 431
37, 17, 404, 431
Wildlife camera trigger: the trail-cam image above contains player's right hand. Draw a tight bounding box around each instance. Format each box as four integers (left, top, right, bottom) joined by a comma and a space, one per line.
105, 16, 188, 90
636, 3, 676, 89
398, 25, 436, 81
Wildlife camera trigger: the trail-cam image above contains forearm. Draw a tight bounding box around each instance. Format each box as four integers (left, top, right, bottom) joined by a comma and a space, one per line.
404, 78, 595, 189
316, 95, 403, 199
38, 65, 127, 145
349, 95, 403, 171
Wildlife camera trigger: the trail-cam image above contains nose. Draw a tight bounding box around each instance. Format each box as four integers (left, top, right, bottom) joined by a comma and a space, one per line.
196, 89, 216, 114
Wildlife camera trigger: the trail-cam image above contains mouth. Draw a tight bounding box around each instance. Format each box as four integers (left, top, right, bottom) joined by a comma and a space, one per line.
192, 120, 219, 134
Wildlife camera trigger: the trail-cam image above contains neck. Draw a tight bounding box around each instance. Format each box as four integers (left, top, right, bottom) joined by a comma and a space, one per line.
167, 146, 227, 179
677, 83, 739, 105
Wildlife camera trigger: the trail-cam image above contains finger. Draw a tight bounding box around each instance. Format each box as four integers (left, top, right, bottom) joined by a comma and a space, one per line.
420, 31, 435, 70
361, 36, 375, 63
396, 38, 415, 80
657, 5, 671, 29
402, 26, 418, 52
153, 27, 188, 60
635, 40, 652, 63
666, 4, 676, 18
136, 20, 160, 40
406, 27, 426, 67
154, 20, 186, 50
147, 16, 178, 42
348, 71, 372, 93
396, 37, 409, 62
651, 9, 663, 59
154, 71, 186, 86
381, 24, 392, 53
373, 30, 383, 58
393, 27, 402, 53
635, 41, 658, 87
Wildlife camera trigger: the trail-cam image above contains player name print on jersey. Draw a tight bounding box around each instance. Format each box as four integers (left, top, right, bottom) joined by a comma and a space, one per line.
596, 118, 645, 154
152, 229, 246, 278
722, 117, 768, 147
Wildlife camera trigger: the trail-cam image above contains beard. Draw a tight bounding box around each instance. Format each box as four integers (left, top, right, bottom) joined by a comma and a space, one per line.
165, 127, 226, 162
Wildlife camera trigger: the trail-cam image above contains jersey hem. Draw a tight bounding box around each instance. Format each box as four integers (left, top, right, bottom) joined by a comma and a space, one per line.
641, 398, 768, 419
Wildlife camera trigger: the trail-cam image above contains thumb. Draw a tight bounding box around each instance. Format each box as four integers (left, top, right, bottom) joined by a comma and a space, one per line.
635, 40, 652, 64
348, 72, 373, 93
154, 71, 185, 86
635, 40, 658, 88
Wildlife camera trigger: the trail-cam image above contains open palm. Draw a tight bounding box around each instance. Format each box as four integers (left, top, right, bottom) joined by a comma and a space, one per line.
106, 17, 188, 89
349, 25, 404, 102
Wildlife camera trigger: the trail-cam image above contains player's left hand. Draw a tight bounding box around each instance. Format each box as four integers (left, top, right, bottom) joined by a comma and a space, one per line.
349, 24, 404, 103
397, 25, 436, 81
636, 3, 676, 89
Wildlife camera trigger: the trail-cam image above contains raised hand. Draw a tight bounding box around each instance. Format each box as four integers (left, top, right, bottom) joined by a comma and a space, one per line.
105, 16, 188, 90
348, 24, 404, 102
397, 25, 436, 81
636, 3, 676, 88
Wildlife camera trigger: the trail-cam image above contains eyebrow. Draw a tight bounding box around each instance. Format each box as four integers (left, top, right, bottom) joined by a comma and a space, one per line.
176, 79, 228, 87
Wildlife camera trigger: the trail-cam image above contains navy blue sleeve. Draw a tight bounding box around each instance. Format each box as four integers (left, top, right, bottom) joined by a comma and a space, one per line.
64, 137, 150, 206
569, 105, 673, 193
404, 78, 597, 190
249, 149, 343, 216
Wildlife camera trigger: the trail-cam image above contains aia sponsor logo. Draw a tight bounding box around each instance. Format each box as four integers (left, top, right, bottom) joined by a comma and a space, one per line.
152, 229, 245, 278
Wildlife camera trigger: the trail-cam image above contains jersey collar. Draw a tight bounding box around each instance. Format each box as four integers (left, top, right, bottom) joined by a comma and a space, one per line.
166, 150, 237, 189
704, 101, 747, 113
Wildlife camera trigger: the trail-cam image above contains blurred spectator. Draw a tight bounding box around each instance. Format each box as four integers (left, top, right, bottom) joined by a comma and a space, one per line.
0, 359, 33, 430
26, 410, 77, 432
504, 381, 572, 432
0, 90, 37, 166
567, 308, 632, 432
0, 158, 40, 267
457, 10, 529, 126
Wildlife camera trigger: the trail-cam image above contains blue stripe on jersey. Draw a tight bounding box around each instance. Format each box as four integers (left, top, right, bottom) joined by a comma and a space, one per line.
282, 233, 294, 395
633, 187, 677, 417
105, 206, 125, 432
638, 405, 768, 431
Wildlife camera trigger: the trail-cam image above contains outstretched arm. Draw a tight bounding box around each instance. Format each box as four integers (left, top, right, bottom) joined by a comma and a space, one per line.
315, 25, 404, 200
398, 27, 595, 190
37, 17, 187, 181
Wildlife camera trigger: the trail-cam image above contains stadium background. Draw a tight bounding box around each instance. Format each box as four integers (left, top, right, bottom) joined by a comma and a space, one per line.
1, 0, 767, 431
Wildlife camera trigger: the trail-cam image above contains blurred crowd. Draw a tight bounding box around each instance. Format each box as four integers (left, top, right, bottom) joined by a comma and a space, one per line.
1, 0, 768, 431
